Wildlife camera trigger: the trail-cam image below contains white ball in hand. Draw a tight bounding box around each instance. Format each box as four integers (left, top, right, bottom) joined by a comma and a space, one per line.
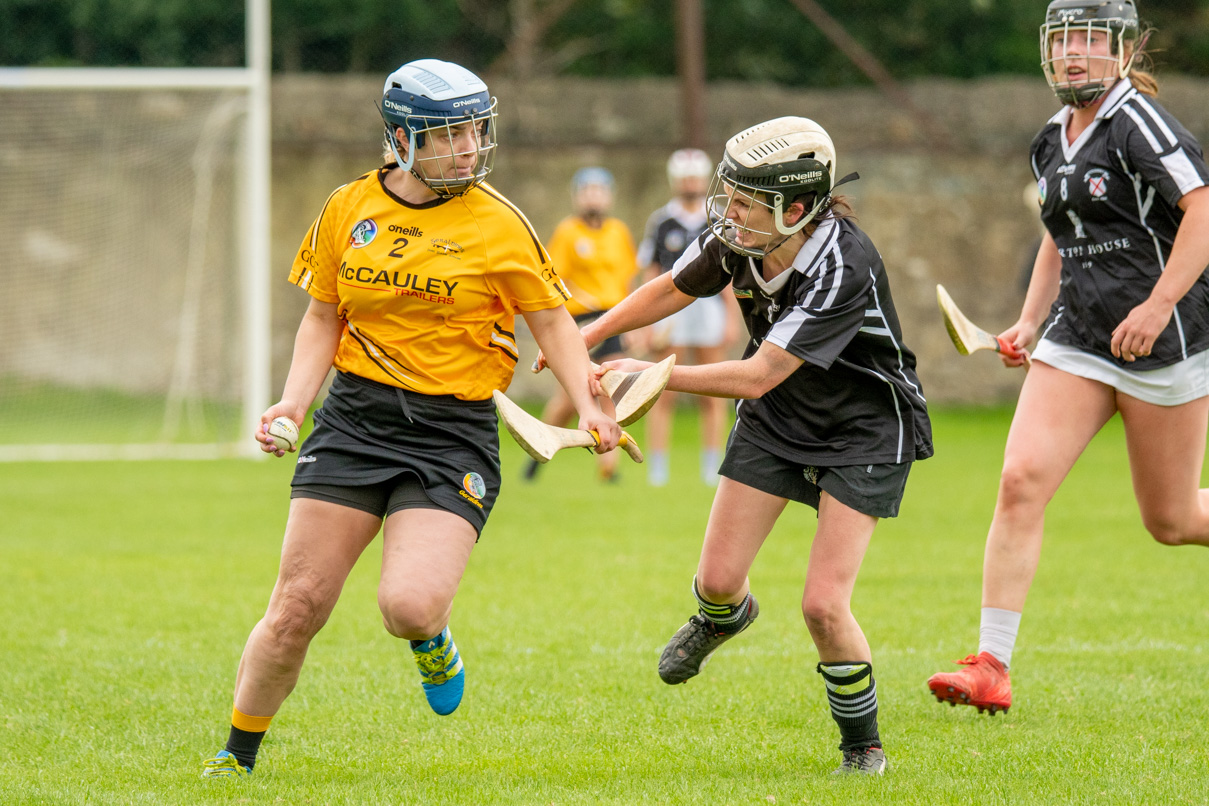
267, 417, 300, 452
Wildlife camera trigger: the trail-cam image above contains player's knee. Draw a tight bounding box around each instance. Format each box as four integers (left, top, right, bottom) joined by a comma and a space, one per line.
997, 460, 1047, 513
1141, 513, 1188, 546
267, 585, 329, 647
694, 569, 745, 603
801, 596, 846, 639
378, 590, 448, 640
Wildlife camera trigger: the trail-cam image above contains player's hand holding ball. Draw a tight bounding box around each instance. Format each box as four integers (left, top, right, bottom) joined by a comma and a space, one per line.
257, 408, 302, 457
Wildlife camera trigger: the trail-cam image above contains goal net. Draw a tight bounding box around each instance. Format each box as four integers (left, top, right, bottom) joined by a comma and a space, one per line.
0, 8, 269, 461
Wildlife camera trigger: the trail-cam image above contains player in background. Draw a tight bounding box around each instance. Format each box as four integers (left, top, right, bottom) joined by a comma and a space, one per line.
523, 167, 637, 482
927, 0, 1209, 715
637, 149, 743, 486
201, 59, 619, 778
573, 118, 933, 774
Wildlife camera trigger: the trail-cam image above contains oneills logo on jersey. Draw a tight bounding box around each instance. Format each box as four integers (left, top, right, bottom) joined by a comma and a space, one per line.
428, 238, 465, 257
1085, 168, 1110, 200
349, 219, 378, 248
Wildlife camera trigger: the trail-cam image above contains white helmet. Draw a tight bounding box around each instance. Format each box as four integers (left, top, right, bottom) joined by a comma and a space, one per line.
706, 117, 837, 258
666, 148, 714, 186
381, 59, 498, 196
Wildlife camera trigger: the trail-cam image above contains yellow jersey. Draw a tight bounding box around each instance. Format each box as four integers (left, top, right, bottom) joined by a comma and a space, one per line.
545, 216, 637, 317
289, 167, 570, 400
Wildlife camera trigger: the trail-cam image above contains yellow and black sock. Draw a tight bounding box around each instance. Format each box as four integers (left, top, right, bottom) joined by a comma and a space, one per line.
225, 707, 273, 770
817, 661, 881, 751
692, 576, 753, 634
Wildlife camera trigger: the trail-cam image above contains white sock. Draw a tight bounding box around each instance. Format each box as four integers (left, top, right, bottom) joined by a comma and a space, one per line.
979, 607, 1022, 669
648, 451, 669, 486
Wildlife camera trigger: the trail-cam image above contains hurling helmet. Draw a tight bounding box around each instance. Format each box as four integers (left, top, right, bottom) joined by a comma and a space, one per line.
381, 59, 498, 196
666, 148, 714, 186
571, 166, 615, 194
706, 117, 836, 258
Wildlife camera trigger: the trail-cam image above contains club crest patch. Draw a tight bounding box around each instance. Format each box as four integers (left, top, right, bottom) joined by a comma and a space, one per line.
349, 219, 378, 248
462, 472, 486, 500
429, 238, 464, 257
1037, 177, 1047, 206
1085, 168, 1110, 200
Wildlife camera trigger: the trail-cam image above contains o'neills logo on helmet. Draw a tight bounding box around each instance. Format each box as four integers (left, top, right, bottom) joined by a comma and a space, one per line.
779, 171, 824, 183
384, 99, 413, 114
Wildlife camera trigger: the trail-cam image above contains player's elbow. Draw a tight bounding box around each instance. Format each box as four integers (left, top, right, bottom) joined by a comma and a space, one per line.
736, 353, 797, 399
735, 372, 777, 399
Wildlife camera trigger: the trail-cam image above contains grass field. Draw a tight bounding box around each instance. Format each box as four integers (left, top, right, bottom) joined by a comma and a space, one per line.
3, 407, 1207, 805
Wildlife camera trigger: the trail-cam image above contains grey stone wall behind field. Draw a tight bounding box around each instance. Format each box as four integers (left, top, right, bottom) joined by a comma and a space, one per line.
271, 74, 1209, 405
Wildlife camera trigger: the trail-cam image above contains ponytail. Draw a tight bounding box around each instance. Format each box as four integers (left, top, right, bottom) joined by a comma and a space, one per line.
1130, 68, 1159, 97
1126, 27, 1159, 97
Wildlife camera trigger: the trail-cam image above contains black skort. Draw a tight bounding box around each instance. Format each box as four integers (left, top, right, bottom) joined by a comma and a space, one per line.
290, 371, 501, 535
719, 430, 912, 519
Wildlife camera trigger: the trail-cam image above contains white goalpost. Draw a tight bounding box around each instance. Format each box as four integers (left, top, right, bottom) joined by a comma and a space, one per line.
0, 0, 271, 460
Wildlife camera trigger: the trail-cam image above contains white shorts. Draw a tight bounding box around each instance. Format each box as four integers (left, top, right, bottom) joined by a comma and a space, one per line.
1032, 339, 1209, 406
656, 296, 727, 348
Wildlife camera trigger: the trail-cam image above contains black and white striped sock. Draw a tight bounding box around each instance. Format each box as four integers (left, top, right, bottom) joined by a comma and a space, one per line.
817, 661, 881, 751
692, 576, 752, 633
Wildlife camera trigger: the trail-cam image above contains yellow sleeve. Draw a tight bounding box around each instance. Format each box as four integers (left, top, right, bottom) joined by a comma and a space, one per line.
488, 221, 570, 314
287, 184, 346, 303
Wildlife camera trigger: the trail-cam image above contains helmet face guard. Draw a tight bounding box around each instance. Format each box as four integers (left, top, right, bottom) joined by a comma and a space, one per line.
381, 60, 499, 197
1040, 0, 1140, 108
706, 154, 831, 259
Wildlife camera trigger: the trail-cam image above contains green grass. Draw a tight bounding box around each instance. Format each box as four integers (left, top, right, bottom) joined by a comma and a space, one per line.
0, 380, 241, 444
2, 407, 1207, 804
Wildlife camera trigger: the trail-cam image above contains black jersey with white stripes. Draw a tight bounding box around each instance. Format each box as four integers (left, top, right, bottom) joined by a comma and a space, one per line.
637, 199, 709, 273
1031, 79, 1209, 368
671, 218, 932, 467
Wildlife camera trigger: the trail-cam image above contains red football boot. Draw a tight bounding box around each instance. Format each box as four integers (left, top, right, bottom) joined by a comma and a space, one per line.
927, 652, 1012, 715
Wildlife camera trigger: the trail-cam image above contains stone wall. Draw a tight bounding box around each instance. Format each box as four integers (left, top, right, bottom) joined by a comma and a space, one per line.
270, 74, 1209, 404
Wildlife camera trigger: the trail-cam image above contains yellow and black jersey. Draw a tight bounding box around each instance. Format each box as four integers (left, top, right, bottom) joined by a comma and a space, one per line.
545, 216, 637, 317
289, 166, 570, 400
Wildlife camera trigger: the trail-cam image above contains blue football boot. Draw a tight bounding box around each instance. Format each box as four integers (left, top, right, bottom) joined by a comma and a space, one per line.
412, 626, 465, 715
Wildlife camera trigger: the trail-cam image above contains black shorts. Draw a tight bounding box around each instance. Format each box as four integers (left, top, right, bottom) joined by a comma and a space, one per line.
574, 311, 625, 361
718, 431, 912, 519
290, 371, 501, 535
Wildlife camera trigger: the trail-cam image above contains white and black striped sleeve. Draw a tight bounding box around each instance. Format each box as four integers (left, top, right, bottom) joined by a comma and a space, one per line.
670, 231, 731, 297
1116, 96, 1209, 208
765, 239, 873, 370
